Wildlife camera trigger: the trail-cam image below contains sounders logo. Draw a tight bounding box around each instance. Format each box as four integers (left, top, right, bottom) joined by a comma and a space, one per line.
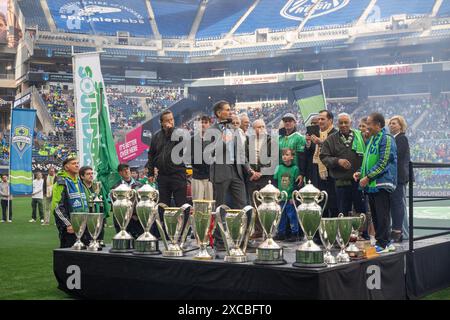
12, 125, 32, 159
77, 65, 100, 168
280, 0, 350, 21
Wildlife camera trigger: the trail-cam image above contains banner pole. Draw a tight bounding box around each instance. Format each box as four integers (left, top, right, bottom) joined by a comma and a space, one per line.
320, 74, 327, 108
7, 104, 12, 221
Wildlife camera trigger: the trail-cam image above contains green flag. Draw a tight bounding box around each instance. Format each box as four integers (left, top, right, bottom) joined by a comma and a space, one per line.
292, 81, 327, 125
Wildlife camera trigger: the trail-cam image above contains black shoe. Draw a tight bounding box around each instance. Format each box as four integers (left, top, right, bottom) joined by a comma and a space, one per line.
391, 231, 403, 243
273, 234, 286, 241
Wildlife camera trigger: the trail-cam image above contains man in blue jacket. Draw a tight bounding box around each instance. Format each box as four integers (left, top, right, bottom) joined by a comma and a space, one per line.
354, 112, 397, 253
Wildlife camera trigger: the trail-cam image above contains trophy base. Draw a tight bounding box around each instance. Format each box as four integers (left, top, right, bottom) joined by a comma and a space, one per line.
294, 249, 325, 267
193, 247, 214, 260
162, 250, 184, 257
254, 247, 286, 265
110, 238, 134, 253
224, 255, 248, 263
133, 240, 160, 255
324, 252, 337, 265
71, 240, 86, 250
336, 250, 351, 263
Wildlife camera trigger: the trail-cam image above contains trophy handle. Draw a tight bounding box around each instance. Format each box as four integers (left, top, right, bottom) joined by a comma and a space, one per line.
127, 189, 136, 201
317, 191, 328, 211
179, 203, 192, 249
154, 190, 160, 205
280, 191, 288, 216
241, 206, 255, 254
155, 216, 168, 251
358, 213, 366, 233
252, 191, 262, 213
156, 203, 169, 250
215, 205, 231, 254
292, 190, 300, 212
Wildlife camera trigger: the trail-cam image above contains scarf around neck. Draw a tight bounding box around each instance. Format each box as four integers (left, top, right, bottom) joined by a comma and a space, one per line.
313, 125, 334, 180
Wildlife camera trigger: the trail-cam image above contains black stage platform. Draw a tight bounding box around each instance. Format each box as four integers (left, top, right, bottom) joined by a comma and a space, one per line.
53, 236, 450, 300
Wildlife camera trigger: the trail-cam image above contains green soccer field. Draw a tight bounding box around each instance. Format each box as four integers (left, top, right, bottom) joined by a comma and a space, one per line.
0, 196, 449, 300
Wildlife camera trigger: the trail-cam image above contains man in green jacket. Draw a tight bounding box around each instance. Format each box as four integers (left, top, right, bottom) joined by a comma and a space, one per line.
52, 156, 90, 248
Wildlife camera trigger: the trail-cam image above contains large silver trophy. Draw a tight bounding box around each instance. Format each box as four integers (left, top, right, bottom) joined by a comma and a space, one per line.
133, 184, 161, 255
253, 181, 288, 265
191, 200, 216, 260
292, 182, 328, 268
336, 213, 353, 263
70, 212, 89, 250
319, 218, 339, 264
86, 213, 104, 251
110, 183, 136, 253
216, 205, 255, 263
156, 203, 192, 257
346, 213, 366, 259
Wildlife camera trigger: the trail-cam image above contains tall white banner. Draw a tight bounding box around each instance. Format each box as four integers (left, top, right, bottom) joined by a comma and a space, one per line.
72, 52, 110, 170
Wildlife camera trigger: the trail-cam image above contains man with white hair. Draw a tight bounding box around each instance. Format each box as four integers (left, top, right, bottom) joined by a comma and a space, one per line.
246, 119, 274, 240
240, 114, 250, 137
320, 113, 367, 216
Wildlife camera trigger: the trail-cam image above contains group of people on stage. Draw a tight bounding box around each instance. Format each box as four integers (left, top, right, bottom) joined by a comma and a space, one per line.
1, 100, 411, 254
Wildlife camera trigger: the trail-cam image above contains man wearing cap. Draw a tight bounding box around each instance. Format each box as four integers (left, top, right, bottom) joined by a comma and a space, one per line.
52, 156, 91, 248
279, 113, 306, 187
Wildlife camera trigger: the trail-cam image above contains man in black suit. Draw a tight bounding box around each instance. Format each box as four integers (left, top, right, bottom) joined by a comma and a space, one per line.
205, 100, 256, 209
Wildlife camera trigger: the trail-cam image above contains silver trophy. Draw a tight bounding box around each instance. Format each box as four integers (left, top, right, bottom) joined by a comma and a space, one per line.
70, 212, 89, 250
216, 205, 255, 263
86, 213, 104, 251
134, 184, 161, 255
156, 203, 192, 257
336, 213, 353, 263
346, 213, 366, 259
191, 200, 216, 260
253, 181, 288, 265
110, 183, 136, 253
292, 182, 328, 268
319, 218, 339, 265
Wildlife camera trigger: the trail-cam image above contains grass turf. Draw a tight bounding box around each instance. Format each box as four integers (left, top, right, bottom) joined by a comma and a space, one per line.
0, 196, 449, 300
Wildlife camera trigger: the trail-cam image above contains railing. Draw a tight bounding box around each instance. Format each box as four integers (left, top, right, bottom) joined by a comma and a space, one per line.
408, 161, 450, 252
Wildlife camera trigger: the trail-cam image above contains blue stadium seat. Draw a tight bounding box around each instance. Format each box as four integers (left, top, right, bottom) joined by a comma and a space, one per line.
438, 1, 450, 18
220, 44, 283, 55
152, 0, 201, 38
369, 0, 435, 22
236, 0, 299, 34
17, 0, 50, 31
304, 0, 371, 29
103, 48, 158, 57
196, 0, 254, 39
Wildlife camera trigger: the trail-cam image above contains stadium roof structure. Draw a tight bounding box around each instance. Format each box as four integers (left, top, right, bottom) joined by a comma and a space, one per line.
12, 0, 450, 61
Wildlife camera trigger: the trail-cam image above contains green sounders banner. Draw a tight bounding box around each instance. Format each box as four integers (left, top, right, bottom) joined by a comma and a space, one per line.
292, 81, 326, 125
73, 52, 120, 212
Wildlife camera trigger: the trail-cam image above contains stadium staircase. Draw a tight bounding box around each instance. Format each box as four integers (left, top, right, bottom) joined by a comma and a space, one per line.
31, 87, 56, 134
39, 0, 56, 32
432, 0, 444, 18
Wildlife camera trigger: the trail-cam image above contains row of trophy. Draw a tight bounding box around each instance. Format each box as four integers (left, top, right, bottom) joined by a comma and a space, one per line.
70, 180, 368, 267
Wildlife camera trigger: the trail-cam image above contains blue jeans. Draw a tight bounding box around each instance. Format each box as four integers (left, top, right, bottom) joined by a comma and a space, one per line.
391, 183, 407, 232
277, 202, 299, 236
335, 181, 367, 215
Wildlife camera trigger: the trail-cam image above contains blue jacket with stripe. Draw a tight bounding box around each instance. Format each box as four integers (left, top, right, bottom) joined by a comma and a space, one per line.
362, 128, 398, 193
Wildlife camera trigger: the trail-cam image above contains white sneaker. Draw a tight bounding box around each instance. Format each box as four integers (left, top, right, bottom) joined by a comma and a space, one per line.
29, 219, 36, 223
1, 220, 5, 223
7, 220, 12, 223
40, 219, 44, 223
387, 243, 396, 252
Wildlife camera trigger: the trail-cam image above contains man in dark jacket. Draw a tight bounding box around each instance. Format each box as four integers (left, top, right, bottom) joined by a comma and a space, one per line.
146, 110, 187, 207
320, 113, 366, 216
